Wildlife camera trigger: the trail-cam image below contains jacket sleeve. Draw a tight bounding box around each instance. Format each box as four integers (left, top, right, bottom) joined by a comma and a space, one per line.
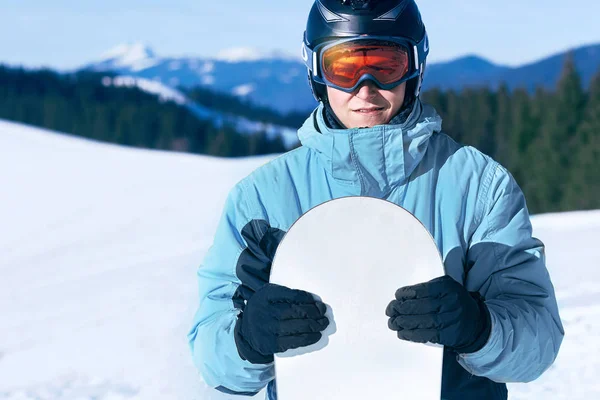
458, 163, 565, 383
187, 182, 274, 395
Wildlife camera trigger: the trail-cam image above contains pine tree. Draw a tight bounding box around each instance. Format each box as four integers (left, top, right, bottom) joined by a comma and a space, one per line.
562, 68, 600, 210
493, 84, 512, 168
456, 88, 495, 156
507, 88, 533, 186
442, 90, 464, 143
421, 88, 447, 116
523, 54, 585, 213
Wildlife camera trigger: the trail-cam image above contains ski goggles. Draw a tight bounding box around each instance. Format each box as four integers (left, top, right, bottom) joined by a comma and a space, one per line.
303, 35, 428, 93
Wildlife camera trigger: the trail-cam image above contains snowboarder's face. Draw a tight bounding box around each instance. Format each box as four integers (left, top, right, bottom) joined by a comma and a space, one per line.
326, 81, 406, 128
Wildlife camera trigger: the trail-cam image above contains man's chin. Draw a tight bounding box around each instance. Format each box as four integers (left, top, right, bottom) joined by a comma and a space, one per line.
348, 114, 390, 128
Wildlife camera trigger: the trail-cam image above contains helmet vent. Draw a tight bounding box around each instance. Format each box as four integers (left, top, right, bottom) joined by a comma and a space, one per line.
318, 1, 349, 22
374, 1, 410, 21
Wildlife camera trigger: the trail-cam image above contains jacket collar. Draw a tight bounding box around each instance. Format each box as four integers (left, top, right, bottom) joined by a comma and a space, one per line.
297, 100, 443, 196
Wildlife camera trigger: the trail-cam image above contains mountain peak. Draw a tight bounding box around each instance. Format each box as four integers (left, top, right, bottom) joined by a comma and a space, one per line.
434, 54, 499, 68
213, 47, 299, 63
214, 47, 264, 62
96, 43, 157, 72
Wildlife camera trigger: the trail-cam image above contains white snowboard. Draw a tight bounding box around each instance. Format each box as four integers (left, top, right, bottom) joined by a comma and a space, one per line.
269, 196, 444, 399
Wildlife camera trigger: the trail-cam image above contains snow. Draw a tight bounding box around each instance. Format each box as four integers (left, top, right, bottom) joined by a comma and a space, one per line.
95, 45, 298, 69
0, 119, 598, 399
103, 76, 187, 105
168, 61, 182, 71
214, 47, 264, 63
0, 119, 272, 400
232, 83, 256, 97
200, 62, 215, 74
96, 43, 159, 72
200, 75, 215, 85
99, 43, 156, 63
264, 50, 302, 62
213, 48, 301, 63
506, 210, 600, 399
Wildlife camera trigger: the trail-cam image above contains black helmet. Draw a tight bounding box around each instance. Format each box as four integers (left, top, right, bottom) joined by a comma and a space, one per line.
302, 0, 429, 103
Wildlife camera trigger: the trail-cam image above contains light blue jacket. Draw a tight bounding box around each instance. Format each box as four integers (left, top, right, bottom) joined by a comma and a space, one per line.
187, 101, 564, 398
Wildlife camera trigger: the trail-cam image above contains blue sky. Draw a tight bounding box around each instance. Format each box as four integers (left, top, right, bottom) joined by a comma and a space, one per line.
3, 0, 599, 69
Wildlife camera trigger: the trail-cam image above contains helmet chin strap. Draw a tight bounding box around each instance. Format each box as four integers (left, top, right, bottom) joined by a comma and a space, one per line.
322, 96, 348, 129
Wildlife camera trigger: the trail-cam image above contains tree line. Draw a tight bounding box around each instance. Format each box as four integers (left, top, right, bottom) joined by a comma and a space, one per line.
0, 57, 598, 214
0, 66, 286, 157
184, 85, 310, 129
421, 55, 599, 214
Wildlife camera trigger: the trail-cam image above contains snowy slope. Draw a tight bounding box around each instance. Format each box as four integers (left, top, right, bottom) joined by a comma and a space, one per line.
0, 120, 273, 400
0, 120, 599, 399
101, 76, 300, 149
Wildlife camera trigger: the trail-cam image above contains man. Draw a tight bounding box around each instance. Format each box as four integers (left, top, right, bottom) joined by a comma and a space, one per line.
188, 1, 564, 399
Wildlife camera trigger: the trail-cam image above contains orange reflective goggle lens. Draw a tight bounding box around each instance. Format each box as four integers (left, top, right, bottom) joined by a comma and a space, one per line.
321, 41, 410, 89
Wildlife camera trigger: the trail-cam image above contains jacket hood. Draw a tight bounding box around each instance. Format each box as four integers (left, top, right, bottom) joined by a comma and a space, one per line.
297, 100, 443, 196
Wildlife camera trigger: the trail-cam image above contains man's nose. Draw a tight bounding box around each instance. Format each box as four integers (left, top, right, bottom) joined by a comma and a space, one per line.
354, 80, 379, 98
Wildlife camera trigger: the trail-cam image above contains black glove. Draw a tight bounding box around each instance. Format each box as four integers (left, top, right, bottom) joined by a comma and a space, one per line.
234, 283, 330, 364
385, 275, 491, 354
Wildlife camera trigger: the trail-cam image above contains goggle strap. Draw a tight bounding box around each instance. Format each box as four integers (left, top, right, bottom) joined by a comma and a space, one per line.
416, 32, 429, 69
301, 42, 316, 74
415, 68, 422, 97
413, 45, 419, 72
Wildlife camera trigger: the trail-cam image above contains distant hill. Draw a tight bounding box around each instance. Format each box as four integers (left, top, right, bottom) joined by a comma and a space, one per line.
424, 55, 510, 89
82, 44, 313, 115
76, 42, 600, 113
425, 44, 600, 92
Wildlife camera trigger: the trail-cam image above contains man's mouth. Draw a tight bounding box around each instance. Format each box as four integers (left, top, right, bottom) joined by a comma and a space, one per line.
353, 107, 385, 113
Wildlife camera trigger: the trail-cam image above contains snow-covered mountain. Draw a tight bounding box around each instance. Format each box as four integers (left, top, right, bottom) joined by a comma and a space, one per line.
82, 43, 313, 114
1, 120, 599, 399
81, 42, 600, 114
425, 44, 600, 92
100, 75, 300, 149
91, 43, 160, 73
